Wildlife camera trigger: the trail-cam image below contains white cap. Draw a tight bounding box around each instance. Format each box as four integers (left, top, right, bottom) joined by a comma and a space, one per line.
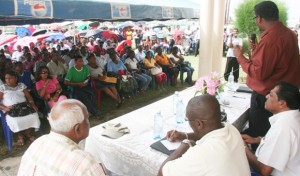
101, 123, 130, 139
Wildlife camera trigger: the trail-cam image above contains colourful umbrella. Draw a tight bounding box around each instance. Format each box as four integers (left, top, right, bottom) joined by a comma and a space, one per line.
13, 36, 37, 50
0, 35, 18, 46
15, 27, 31, 38
99, 30, 118, 41
132, 26, 143, 31
32, 29, 47, 36
28, 26, 36, 34
35, 34, 50, 41
85, 29, 101, 38
45, 33, 65, 41
116, 40, 132, 52
64, 29, 79, 37
77, 24, 89, 30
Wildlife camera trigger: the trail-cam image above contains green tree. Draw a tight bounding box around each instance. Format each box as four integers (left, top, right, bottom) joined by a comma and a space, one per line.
234, 0, 287, 56
235, 0, 288, 36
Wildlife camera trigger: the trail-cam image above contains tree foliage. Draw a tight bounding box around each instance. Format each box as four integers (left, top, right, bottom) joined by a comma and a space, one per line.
235, 0, 288, 36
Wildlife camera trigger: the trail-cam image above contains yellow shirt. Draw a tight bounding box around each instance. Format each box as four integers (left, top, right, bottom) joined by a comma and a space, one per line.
126, 31, 132, 40
144, 58, 156, 68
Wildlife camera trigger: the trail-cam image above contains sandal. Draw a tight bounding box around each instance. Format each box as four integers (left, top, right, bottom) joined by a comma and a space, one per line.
16, 138, 25, 146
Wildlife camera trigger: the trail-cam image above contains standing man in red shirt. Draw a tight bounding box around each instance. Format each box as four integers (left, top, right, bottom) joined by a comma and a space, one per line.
234, 1, 300, 146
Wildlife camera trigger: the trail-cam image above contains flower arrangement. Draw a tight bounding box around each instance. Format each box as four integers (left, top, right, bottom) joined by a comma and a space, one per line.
194, 71, 226, 96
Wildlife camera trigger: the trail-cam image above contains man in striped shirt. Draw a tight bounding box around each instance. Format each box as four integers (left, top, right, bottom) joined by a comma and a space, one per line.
18, 99, 105, 176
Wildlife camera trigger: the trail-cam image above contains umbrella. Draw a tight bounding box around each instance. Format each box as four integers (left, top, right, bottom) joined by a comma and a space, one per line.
89, 22, 100, 28
0, 35, 18, 46
13, 36, 37, 50
132, 26, 143, 31
85, 29, 101, 38
143, 31, 156, 37
115, 21, 135, 29
28, 26, 36, 34
50, 25, 63, 31
152, 24, 168, 29
35, 34, 50, 41
32, 29, 47, 36
173, 31, 183, 40
116, 40, 132, 52
100, 26, 108, 30
77, 24, 89, 30
99, 30, 118, 41
15, 27, 31, 38
122, 21, 135, 28
78, 30, 87, 37
45, 33, 65, 41
64, 29, 79, 37
117, 34, 124, 42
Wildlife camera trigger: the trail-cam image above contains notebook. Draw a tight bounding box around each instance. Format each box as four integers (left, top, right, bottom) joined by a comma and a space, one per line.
150, 137, 176, 155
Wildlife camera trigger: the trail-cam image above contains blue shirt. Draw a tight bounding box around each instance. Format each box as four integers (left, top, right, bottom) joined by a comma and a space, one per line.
18, 71, 33, 89
107, 59, 127, 74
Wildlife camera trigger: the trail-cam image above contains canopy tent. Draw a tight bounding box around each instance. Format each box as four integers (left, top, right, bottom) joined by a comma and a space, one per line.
0, 0, 200, 26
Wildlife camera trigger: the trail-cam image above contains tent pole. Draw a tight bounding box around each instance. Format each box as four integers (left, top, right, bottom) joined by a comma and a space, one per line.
73, 21, 76, 46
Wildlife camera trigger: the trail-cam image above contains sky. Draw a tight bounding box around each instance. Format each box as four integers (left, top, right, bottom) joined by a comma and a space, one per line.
229, 0, 300, 27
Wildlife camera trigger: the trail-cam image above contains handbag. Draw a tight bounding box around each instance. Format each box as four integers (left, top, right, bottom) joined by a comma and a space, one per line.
8, 102, 36, 117
150, 67, 162, 75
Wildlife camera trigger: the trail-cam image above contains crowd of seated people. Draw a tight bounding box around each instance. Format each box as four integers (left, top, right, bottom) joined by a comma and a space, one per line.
0, 35, 197, 148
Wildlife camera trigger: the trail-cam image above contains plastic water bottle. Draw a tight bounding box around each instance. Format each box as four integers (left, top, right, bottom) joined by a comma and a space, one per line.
153, 111, 164, 140
176, 98, 185, 124
173, 91, 180, 116
228, 72, 235, 90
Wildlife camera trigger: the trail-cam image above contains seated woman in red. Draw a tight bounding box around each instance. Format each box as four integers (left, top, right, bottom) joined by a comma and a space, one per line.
35, 66, 67, 109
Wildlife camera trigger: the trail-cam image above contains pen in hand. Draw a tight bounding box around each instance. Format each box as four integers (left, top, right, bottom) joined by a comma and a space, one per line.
168, 125, 178, 141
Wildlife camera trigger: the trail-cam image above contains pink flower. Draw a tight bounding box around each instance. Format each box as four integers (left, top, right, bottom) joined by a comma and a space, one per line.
194, 71, 224, 95
207, 86, 216, 95
211, 71, 220, 78
195, 78, 204, 90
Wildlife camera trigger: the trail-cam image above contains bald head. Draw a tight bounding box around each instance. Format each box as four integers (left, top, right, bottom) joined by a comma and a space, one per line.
49, 99, 88, 133
186, 95, 221, 122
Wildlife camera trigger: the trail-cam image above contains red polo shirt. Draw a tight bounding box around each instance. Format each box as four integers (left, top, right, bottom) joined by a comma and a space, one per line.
237, 22, 300, 95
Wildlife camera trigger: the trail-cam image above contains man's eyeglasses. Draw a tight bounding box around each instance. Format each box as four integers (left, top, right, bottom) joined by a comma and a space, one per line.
41, 71, 48, 74
184, 117, 208, 122
253, 16, 258, 20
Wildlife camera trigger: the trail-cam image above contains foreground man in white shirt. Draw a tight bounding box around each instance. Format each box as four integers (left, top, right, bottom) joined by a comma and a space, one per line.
242, 82, 300, 176
18, 99, 105, 176
158, 94, 250, 176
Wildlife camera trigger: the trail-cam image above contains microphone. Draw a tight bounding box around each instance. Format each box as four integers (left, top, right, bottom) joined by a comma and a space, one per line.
250, 33, 256, 43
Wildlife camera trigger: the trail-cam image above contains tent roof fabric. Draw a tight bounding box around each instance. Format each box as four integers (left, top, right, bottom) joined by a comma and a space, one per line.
0, 0, 200, 26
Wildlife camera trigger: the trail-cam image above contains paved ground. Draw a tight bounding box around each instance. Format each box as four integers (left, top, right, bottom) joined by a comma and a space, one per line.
0, 54, 247, 175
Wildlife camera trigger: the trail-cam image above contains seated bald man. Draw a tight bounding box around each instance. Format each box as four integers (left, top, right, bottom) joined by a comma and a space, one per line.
18, 99, 105, 176
158, 94, 250, 176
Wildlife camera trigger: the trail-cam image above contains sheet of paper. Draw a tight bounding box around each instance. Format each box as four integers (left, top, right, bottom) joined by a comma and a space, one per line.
161, 140, 181, 150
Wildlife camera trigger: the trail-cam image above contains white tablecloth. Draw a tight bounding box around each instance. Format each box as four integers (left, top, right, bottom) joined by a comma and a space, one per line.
85, 86, 251, 176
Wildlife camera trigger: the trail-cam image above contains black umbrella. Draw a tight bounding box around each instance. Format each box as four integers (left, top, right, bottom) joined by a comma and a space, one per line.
89, 21, 100, 28
152, 24, 168, 29
32, 29, 47, 36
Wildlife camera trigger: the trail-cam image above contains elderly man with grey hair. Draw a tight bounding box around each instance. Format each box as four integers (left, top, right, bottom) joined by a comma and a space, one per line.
18, 99, 105, 176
